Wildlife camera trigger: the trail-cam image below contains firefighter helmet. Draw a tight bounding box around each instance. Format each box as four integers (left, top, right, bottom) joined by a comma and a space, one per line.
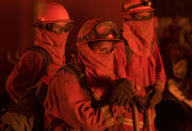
38, 2, 73, 23
122, 0, 154, 13
77, 18, 121, 42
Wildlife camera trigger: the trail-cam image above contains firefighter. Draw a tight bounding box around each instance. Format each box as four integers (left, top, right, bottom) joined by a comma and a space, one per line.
43, 18, 134, 131
116, 0, 167, 130
0, 2, 73, 131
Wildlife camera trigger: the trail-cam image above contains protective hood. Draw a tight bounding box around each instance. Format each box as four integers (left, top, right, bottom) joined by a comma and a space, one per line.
72, 40, 116, 98
34, 28, 69, 80
123, 18, 154, 57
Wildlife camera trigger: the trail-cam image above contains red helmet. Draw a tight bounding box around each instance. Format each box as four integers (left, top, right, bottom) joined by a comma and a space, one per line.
122, 0, 154, 13
77, 18, 121, 42
38, 2, 73, 23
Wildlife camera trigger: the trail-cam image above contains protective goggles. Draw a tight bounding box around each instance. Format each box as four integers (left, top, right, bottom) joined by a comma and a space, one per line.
34, 21, 73, 34
45, 22, 73, 34
122, 0, 152, 12
82, 21, 120, 41
124, 11, 153, 21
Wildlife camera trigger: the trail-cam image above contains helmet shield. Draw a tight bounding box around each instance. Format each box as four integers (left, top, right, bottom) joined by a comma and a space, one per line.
78, 20, 121, 42
122, 0, 154, 14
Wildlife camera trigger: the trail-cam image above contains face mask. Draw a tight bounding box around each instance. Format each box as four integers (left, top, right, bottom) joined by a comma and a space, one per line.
122, 18, 154, 57
77, 41, 115, 80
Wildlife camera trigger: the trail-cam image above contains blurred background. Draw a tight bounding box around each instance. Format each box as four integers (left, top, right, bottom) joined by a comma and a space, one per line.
0, 0, 192, 130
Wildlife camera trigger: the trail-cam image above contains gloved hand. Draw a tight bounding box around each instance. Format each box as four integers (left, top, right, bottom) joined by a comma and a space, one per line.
110, 78, 133, 107
146, 87, 162, 109
135, 87, 162, 111
134, 96, 148, 112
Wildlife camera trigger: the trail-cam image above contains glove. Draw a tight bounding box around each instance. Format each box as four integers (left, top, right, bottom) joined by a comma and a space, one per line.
134, 96, 148, 112
135, 87, 162, 111
110, 78, 133, 106
146, 87, 162, 109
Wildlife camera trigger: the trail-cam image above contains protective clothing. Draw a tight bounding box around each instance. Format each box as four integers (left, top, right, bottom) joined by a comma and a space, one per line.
2, 2, 71, 131
38, 2, 73, 23
5, 49, 45, 103
75, 19, 124, 99
44, 19, 128, 131
34, 27, 69, 83
123, 18, 154, 57
120, 0, 166, 130
146, 87, 162, 109
135, 87, 162, 111
6, 15, 69, 103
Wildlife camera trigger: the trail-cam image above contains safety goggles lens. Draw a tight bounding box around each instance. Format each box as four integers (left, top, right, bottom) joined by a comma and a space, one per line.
125, 11, 153, 21
95, 21, 119, 38
53, 22, 73, 34
46, 22, 73, 34
123, 1, 152, 12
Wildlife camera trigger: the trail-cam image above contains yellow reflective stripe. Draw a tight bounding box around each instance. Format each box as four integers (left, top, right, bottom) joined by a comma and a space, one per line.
151, 110, 156, 125
101, 105, 115, 127
118, 117, 143, 128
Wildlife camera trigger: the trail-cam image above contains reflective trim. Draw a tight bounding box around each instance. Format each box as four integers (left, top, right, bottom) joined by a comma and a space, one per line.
118, 116, 144, 128
101, 105, 115, 127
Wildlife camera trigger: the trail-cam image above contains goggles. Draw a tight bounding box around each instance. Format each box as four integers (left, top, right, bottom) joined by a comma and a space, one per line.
122, 0, 152, 12
34, 21, 73, 34
124, 11, 153, 21
45, 22, 73, 34
81, 21, 120, 42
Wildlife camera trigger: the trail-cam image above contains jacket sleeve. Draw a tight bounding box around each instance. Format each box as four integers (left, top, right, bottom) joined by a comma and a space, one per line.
5, 50, 43, 103
153, 43, 167, 91
44, 70, 116, 131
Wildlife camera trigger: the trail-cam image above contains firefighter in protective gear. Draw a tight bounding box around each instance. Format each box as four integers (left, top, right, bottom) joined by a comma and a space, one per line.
0, 2, 73, 131
113, 0, 167, 130
44, 18, 134, 131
